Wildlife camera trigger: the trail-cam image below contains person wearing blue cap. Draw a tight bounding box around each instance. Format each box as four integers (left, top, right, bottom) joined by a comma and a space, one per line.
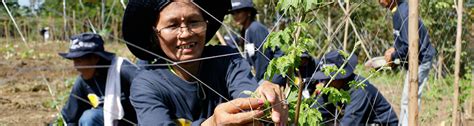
379, 0, 436, 125
58, 33, 139, 125
229, 0, 286, 86
122, 0, 287, 125
311, 50, 398, 126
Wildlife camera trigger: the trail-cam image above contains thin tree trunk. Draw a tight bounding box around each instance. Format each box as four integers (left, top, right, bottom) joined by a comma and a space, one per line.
437, 47, 444, 80
5, 21, 8, 43
101, 0, 105, 30
63, 0, 67, 40
327, 6, 332, 45
73, 10, 76, 35
408, 0, 419, 125
343, 0, 350, 51
452, 0, 463, 125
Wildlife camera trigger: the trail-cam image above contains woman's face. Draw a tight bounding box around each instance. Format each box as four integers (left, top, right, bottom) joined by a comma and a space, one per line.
155, 2, 207, 62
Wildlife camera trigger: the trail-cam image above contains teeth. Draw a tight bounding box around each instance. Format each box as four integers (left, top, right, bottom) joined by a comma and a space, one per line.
177, 43, 196, 49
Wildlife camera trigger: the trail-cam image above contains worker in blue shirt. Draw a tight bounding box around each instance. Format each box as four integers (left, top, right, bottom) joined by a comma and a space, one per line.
59, 33, 138, 125
229, 0, 286, 85
122, 0, 287, 125
379, 0, 436, 125
311, 50, 399, 126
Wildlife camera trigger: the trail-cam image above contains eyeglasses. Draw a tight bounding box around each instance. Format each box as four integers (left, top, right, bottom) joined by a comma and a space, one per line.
156, 21, 207, 36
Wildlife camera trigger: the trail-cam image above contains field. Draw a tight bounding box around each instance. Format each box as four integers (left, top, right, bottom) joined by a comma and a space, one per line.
0, 40, 471, 125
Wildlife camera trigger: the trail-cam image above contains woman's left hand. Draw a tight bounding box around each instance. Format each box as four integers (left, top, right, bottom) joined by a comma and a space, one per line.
255, 81, 288, 125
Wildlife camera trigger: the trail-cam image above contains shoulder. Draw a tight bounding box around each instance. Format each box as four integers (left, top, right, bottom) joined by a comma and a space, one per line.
394, 3, 409, 20
351, 75, 379, 96
203, 46, 241, 60
248, 21, 268, 32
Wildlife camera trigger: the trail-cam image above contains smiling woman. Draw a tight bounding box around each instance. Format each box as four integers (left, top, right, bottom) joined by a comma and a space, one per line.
155, 2, 207, 62
122, 0, 287, 125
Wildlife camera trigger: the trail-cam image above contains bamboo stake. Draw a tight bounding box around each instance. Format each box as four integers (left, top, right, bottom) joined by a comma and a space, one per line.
408, 0, 419, 125
215, 32, 227, 46
452, 0, 463, 125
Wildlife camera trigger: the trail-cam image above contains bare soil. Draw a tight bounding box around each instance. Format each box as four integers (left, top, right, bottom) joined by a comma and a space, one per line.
0, 41, 134, 125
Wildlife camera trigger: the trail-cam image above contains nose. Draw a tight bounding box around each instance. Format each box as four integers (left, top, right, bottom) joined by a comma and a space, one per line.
177, 27, 194, 39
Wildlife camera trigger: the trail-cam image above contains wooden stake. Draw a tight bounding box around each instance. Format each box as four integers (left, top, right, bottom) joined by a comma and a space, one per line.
452, 0, 463, 125
408, 0, 419, 125
215, 32, 227, 46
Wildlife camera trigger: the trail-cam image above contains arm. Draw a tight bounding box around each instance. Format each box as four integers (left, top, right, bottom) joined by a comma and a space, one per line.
391, 13, 410, 62
61, 78, 90, 126
129, 75, 176, 125
225, 57, 258, 98
201, 98, 265, 126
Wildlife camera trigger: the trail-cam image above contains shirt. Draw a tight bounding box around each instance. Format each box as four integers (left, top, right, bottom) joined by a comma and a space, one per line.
130, 46, 258, 126
391, 1, 436, 68
244, 21, 286, 85
61, 58, 139, 126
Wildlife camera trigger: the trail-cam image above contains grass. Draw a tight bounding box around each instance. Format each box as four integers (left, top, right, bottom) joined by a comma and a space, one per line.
355, 64, 473, 125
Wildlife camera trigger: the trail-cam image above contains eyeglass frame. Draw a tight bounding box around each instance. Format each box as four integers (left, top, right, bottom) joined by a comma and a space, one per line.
154, 20, 208, 36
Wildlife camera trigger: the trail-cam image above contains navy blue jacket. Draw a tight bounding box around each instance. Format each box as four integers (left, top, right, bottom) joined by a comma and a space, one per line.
244, 21, 286, 85
61, 58, 139, 125
130, 46, 258, 125
391, 1, 436, 68
313, 75, 399, 126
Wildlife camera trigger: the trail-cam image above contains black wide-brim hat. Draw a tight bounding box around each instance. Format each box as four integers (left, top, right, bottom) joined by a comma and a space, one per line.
311, 50, 358, 80
122, 0, 231, 60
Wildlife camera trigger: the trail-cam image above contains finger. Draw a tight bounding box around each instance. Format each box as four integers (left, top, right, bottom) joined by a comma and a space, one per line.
269, 87, 283, 124
229, 110, 265, 124
223, 98, 264, 113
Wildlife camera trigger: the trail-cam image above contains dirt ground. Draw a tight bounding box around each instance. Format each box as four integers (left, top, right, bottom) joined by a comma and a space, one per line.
0, 40, 134, 125
0, 40, 471, 125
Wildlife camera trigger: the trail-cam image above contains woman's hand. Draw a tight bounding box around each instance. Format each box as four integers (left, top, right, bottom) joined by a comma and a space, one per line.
255, 81, 288, 126
202, 98, 265, 126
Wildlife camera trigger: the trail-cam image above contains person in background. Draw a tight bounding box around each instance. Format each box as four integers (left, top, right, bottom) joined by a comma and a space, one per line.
40, 27, 50, 42
59, 33, 138, 126
122, 0, 287, 125
379, 0, 436, 125
312, 50, 399, 126
229, 0, 286, 85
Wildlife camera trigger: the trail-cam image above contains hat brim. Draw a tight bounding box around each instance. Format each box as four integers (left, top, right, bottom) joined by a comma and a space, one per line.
58, 51, 115, 61
122, 0, 231, 60
311, 54, 358, 80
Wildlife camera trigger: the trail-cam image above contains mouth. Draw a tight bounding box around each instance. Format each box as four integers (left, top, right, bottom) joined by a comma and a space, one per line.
176, 42, 197, 50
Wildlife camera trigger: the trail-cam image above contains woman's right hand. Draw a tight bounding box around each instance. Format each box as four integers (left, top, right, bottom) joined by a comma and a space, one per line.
202, 98, 265, 126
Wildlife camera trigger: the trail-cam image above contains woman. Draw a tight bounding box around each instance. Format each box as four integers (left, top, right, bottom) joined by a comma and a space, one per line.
122, 0, 287, 125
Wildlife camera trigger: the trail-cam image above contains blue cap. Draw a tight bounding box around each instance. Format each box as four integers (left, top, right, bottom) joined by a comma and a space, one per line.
58, 33, 114, 60
311, 50, 358, 80
230, 0, 255, 11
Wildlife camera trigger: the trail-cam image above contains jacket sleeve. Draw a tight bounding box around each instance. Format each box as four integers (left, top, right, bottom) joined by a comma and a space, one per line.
391, 19, 409, 62
129, 75, 177, 126
61, 77, 90, 126
340, 89, 370, 126
226, 57, 259, 98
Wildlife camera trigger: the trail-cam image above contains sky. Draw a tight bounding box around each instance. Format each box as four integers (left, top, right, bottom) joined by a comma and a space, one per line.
17, 0, 44, 9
